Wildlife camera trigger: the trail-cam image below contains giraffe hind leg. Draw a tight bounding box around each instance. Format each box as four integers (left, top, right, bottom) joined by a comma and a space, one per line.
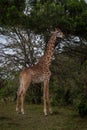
43, 80, 48, 116
16, 79, 23, 113
44, 79, 52, 115
47, 84, 53, 114
20, 81, 31, 114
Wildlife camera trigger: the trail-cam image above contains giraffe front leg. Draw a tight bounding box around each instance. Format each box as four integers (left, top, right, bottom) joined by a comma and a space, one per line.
43, 98, 47, 116
43, 99, 47, 116
43, 81, 48, 116
47, 81, 53, 115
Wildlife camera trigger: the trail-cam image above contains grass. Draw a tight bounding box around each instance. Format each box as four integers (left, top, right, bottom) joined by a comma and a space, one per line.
0, 102, 87, 130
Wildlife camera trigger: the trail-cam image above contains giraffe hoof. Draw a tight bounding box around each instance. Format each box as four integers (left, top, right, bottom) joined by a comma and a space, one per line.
44, 109, 48, 116
21, 109, 25, 114
44, 112, 48, 116
21, 111, 25, 115
16, 107, 19, 114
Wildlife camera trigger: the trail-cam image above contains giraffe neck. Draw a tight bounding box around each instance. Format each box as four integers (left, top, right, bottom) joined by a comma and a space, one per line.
43, 34, 56, 66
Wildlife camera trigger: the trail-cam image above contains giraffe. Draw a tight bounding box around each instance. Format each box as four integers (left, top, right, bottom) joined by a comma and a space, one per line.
16, 28, 64, 116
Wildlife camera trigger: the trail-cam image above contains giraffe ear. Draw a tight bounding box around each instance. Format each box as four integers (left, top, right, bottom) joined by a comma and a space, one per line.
55, 27, 61, 32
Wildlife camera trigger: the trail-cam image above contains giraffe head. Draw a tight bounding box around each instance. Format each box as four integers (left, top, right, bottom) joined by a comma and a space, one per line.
51, 28, 64, 39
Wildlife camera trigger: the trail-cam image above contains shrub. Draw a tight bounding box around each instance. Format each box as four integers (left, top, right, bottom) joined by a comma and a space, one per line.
78, 95, 87, 118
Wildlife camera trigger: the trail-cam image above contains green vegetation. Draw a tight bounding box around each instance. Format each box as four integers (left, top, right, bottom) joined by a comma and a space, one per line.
0, 103, 87, 130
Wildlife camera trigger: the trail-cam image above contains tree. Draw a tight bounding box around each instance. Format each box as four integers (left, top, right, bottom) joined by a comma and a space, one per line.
27, 0, 87, 38
0, 27, 45, 77
0, 0, 25, 26
63, 37, 87, 65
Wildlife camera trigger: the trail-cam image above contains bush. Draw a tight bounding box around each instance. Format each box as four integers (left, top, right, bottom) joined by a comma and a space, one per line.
78, 96, 87, 118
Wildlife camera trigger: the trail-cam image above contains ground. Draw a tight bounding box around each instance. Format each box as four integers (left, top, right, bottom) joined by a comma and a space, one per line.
0, 102, 87, 130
